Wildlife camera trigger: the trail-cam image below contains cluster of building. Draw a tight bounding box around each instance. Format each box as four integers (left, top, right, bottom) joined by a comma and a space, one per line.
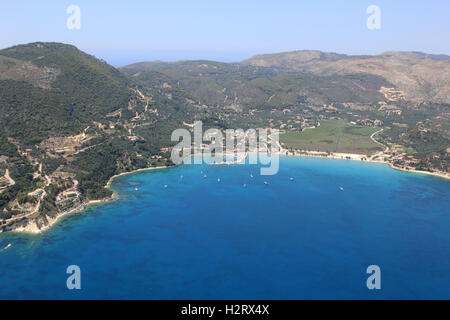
55, 190, 80, 207
352, 118, 384, 127
379, 87, 406, 102
268, 114, 317, 132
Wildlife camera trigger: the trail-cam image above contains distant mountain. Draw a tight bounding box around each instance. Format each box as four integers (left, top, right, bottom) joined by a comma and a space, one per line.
241, 50, 450, 104
121, 59, 392, 109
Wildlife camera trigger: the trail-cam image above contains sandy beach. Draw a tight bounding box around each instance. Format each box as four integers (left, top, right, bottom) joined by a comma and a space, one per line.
280, 148, 450, 180
387, 163, 450, 180
105, 166, 169, 189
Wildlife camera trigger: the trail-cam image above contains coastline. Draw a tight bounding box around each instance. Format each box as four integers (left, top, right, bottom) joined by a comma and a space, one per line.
387, 163, 450, 180
279, 128, 449, 181
2, 152, 448, 235
2, 194, 119, 235
2, 166, 170, 235
280, 149, 450, 180
105, 166, 169, 189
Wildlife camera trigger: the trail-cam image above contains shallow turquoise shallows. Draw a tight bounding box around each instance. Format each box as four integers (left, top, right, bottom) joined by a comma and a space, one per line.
1, 156, 449, 299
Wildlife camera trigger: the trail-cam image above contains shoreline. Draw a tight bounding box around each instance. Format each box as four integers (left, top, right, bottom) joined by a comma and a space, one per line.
280, 150, 450, 180
387, 163, 450, 180
2, 153, 448, 235
2, 194, 119, 235
279, 127, 449, 181
1, 166, 171, 235
105, 166, 169, 189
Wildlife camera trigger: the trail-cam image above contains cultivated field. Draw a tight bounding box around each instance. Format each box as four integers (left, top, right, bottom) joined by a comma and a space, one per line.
280, 120, 382, 155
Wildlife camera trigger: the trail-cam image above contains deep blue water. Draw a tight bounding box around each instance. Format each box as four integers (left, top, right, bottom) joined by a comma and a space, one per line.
0, 157, 449, 299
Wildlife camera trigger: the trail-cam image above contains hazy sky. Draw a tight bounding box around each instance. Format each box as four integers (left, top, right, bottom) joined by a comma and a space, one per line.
1, 0, 449, 66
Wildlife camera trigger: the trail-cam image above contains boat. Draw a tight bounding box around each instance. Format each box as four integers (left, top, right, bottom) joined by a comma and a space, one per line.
135, 187, 138, 191
164, 185, 168, 189
217, 178, 221, 183
204, 175, 207, 179
290, 178, 295, 181
264, 181, 269, 185
250, 174, 254, 178
340, 186, 344, 191
243, 184, 247, 188
1, 244, 12, 251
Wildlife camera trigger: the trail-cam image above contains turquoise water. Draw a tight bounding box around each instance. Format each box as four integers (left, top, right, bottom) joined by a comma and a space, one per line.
0, 156, 449, 299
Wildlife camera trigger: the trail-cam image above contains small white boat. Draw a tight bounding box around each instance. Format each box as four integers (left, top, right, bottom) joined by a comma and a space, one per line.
340, 186, 344, 191
250, 174, 254, 179
1, 244, 12, 251
135, 187, 138, 191
204, 175, 207, 179
290, 177, 295, 181
264, 181, 269, 185
164, 185, 168, 189
217, 178, 221, 183
243, 184, 247, 188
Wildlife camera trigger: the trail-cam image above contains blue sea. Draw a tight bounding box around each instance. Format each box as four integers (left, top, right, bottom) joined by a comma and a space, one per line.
0, 156, 449, 299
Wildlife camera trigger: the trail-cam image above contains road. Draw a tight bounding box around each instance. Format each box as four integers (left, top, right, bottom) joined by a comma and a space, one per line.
369, 128, 389, 160
4, 169, 15, 186
370, 128, 387, 150
73, 143, 103, 155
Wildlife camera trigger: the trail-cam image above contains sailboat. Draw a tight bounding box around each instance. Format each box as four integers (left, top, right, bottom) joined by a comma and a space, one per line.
1, 244, 12, 251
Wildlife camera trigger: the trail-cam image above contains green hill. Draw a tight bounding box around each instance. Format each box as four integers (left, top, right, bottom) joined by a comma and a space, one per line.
0, 42, 132, 146
0, 42, 200, 226
121, 60, 391, 110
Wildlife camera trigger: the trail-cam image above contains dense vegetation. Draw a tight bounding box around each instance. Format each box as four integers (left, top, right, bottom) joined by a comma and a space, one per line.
122, 60, 390, 109
0, 43, 132, 147
0, 43, 191, 223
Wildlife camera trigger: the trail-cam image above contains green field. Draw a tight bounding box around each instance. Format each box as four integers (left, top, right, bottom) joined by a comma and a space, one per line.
280, 120, 382, 154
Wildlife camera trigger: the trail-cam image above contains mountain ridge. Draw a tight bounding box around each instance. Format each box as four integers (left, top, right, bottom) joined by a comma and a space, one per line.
122, 49, 450, 105
240, 50, 450, 104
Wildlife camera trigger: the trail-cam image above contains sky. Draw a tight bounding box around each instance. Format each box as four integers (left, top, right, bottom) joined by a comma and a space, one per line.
0, 0, 449, 66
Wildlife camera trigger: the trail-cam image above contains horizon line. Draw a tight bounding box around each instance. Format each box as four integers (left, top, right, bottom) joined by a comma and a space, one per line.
1, 41, 450, 68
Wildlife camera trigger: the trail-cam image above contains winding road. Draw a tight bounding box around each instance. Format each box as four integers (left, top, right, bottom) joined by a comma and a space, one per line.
4, 169, 15, 187
370, 128, 387, 150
